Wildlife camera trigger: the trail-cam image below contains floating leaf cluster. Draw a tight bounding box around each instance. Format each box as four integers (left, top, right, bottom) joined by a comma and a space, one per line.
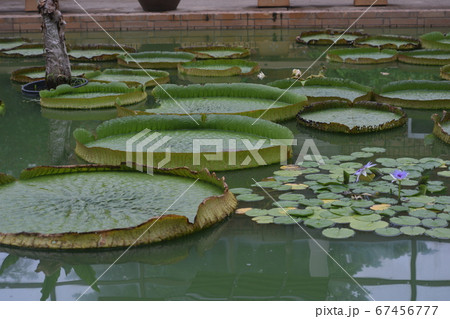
236, 148, 450, 240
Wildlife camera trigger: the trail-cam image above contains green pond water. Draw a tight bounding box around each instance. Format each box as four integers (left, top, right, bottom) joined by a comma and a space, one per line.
0, 28, 450, 301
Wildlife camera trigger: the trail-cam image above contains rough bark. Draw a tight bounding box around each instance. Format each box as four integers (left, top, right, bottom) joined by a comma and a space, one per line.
38, 0, 71, 89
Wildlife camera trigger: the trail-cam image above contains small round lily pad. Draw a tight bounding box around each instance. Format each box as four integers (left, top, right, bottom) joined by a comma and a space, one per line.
426, 228, 450, 239
322, 227, 355, 239
252, 216, 274, 224
422, 218, 448, 228
350, 220, 388, 231
400, 226, 426, 236
390, 216, 421, 226
288, 209, 314, 218
304, 219, 335, 229
236, 194, 265, 202
375, 227, 401, 237
409, 209, 437, 219
361, 147, 386, 153
230, 188, 253, 195
437, 171, 450, 178
245, 209, 269, 217
274, 216, 299, 225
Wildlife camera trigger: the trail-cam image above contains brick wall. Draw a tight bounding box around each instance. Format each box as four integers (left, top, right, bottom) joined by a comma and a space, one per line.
2, 9, 449, 33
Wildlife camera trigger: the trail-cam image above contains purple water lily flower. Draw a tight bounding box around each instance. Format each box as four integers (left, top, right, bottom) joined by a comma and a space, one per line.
354, 161, 376, 182
390, 169, 409, 182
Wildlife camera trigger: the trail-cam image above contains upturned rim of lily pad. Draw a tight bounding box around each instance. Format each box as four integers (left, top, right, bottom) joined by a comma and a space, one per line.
67, 44, 136, 62
117, 51, 196, 69
432, 111, 450, 144
73, 114, 294, 171
178, 59, 260, 77
397, 49, 450, 66
375, 80, 450, 109
0, 37, 32, 51
326, 47, 398, 64
10, 64, 100, 84
296, 100, 407, 134
441, 64, 450, 81
353, 35, 420, 51
419, 32, 450, 51
84, 68, 170, 88
267, 77, 373, 104
295, 30, 367, 45
117, 83, 307, 122
0, 43, 44, 58
175, 46, 251, 59
0, 164, 237, 250
39, 82, 147, 110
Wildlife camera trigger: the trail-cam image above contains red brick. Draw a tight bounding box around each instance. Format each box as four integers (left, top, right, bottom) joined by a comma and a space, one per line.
376, 11, 411, 18
355, 18, 385, 26
388, 18, 418, 26
417, 11, 445, 18
181, 14, 209, 21
220, 19, 249, 27
424, 18, 450, 27
215, 13, 240, 20
321, 19, 351, 27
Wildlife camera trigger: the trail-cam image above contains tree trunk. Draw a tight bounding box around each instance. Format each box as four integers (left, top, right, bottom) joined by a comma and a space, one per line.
38, 0, 71, 89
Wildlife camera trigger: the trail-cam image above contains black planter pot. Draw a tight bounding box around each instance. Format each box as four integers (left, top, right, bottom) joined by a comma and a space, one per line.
21, 78, 89, 99
138, 0, 180, 12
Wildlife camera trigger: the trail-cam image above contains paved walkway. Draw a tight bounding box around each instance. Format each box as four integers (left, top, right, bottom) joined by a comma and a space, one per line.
1, 0, 449, 32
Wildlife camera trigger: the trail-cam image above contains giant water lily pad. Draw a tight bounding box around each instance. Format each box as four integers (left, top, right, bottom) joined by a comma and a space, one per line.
117, 51, 196, 69
74, 114, 294, 171
296, 30, 366, 45
354, 35, 420, 51
118, 83, 307, 122
178, 59, 260, 77
0, 37, 30, 51
296, 100, 407, 133
84, 69, 169, 88
0, 43, 43, 58
398, 50, 450, 66
10, 64, 100, 83
420, 32, 450, 51
68, 44, 136, 62
376, 80, 450, 109
431, 111, 450, 144
39, 82, 147, 109
268, 77, 372, 103
327, 48, 397, 64
176, 46, 250, 59
41, 104, 143, 121
441, 64, 450, 81
0, 165, 236, 249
